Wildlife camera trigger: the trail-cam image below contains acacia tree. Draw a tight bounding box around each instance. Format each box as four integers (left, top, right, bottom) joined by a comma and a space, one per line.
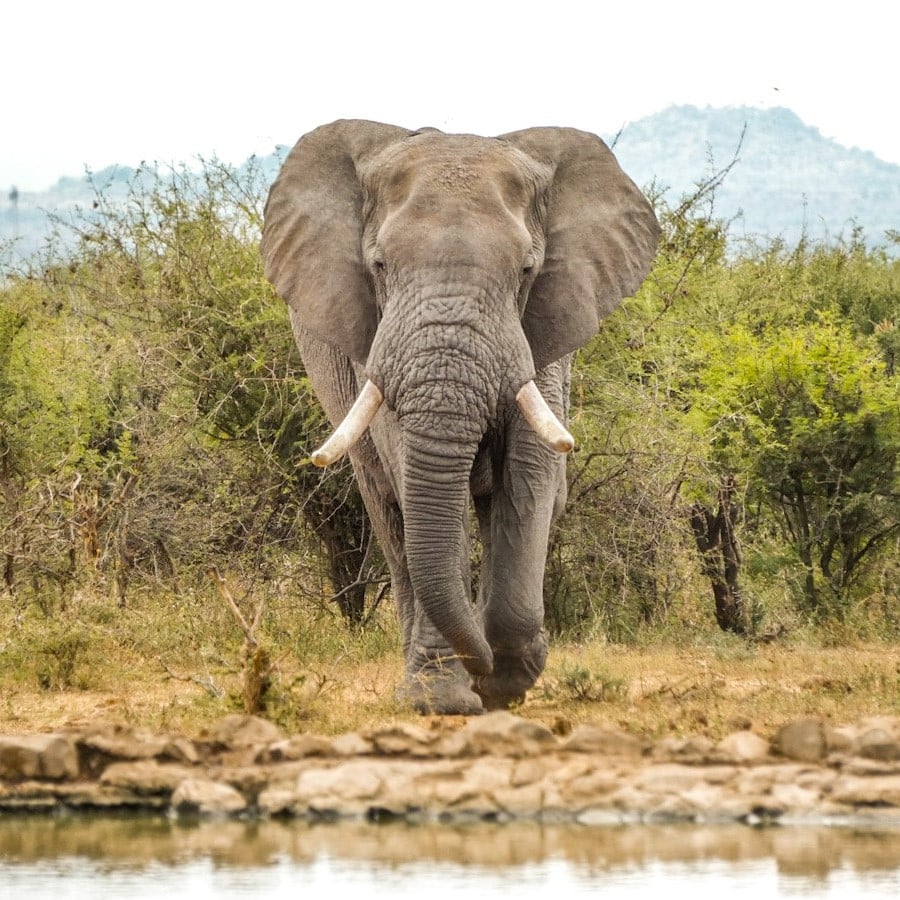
686, 319, 899, 616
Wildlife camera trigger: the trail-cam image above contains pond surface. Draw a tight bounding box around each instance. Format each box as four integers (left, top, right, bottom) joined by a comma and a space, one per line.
1, 816, 898, 898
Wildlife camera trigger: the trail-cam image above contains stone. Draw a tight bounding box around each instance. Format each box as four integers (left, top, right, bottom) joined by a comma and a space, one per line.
260, 734, 332, 762
717, 730, 770, 763
161, 738, 201, 765
78, 727, 170, 761
171, 778, 247, 816
5, 714, 900, 826
365, 723, 438, 757
425, 757, 511, 810
563, 725, 646, 757
831, 774, 900, 808
858, 727, 900, 762
824, 724, 858, 755
769, 782, 822, 813
635, 763, 735, 795
510, 758, 546, 787
558, 768, 622, 805
442, 712, 557, 758
0, 734, 79, 780
493, 782, 544, 817
654, 735, 716, 762
776, 719, 827, 763
843, 756, 900, 776
99, 761, 195, 795
257, 784, 300, 816
203, 715, 284, 748
295, 761, 383, 804
331, 732, 375, 757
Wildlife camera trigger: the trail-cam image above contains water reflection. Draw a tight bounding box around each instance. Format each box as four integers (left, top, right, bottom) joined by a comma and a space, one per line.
1, 816, 898, 896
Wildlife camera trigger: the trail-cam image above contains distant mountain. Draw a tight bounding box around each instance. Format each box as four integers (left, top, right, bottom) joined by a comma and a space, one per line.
606, 105, 900, 248
2, 105, 898, 267
1, 165, 141, 264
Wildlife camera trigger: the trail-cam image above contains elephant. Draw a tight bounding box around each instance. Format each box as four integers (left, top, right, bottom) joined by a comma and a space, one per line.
261, 120, 659, 715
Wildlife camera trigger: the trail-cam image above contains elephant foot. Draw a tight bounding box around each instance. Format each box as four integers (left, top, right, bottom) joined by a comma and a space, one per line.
473, 633, 548, 711
397, 656, 484, 716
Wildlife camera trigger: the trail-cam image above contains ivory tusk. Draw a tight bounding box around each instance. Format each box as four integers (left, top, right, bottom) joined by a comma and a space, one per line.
311, 380, 384, 467
516, 381, 575, 454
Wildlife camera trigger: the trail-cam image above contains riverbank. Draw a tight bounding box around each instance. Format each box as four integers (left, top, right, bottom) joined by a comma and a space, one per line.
2, 712, 899, 827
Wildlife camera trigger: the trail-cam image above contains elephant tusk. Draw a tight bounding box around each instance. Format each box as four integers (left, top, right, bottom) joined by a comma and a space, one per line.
516, 381, 575, 454
311, 380, 384, 467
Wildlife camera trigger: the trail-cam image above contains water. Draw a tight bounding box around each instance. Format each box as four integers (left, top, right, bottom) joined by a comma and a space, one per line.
1, 816, 898, 898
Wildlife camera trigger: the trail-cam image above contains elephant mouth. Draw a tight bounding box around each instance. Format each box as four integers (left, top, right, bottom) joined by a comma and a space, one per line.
310, 379, 574, 467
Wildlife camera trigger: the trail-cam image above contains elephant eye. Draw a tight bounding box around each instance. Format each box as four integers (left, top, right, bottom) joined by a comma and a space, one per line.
371, 250, 386, 274
522, 253, 536, 275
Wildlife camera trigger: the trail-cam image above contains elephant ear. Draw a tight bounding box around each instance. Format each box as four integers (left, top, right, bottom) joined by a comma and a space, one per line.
261, 119, 414, 364
501, 127, 661, 370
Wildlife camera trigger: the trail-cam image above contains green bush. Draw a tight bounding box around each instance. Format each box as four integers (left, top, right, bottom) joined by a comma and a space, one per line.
0, 160, 374, 621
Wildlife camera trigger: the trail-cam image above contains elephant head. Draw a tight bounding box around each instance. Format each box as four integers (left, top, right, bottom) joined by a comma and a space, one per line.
261, 120, 659, 680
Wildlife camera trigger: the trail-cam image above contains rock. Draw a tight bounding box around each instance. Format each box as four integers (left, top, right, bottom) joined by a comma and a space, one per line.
171, 778, 247, 816
4, 714, 900, 825
442, 712, 557, 757
563, 725, 646, 757
99, 761, 195, 795
824, 724, 858, 755
0, 734, 79, 780
831, 774, 900, 807
556, 767, 622, 806
717, 730, 770, 763
161, 737, 201, 765
635, 763, 735, 795
257, 783, 300, 816
260, 734, 332, 762
428, 757, 513, 812
858, 727, 900, 762
365, 723, 439, 757
654, 735, 716, 763
203, 715, 285, 748
293, 760, 385, 816
76, 727, 200, 775
776, 719, 826, 762
331, 732, 375, 757
78, 727, 170, 761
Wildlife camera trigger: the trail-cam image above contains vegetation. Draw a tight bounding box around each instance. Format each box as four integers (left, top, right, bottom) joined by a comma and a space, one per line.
1, 157, 897, 733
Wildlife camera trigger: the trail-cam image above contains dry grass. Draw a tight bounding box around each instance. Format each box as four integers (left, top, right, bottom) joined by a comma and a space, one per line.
2, 617, 897, 742
536, 642, 900, 740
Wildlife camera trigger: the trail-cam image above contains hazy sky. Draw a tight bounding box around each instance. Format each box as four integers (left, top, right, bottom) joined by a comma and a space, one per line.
3, 1, 898, 191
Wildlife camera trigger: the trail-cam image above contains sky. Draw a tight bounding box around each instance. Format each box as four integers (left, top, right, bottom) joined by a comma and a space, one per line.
3, 0, 899, 192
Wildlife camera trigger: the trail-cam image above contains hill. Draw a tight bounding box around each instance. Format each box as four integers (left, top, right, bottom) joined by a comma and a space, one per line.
607, 105, 900, 248
2, 105, 898, 265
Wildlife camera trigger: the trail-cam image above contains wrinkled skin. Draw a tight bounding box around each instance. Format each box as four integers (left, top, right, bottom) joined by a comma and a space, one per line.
262, 120, 659, 714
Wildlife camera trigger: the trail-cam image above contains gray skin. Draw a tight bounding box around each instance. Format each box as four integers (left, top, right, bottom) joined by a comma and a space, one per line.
261, 120, 660, 715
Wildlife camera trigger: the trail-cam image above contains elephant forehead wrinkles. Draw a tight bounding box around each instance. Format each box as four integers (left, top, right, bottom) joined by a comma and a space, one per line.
369, 138, 537, 214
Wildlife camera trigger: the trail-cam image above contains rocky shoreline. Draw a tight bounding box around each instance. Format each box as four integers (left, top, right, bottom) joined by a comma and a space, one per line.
2, 712, 900, 827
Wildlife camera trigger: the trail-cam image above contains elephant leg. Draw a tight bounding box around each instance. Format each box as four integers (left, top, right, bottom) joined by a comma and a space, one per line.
473, 362, 569, 710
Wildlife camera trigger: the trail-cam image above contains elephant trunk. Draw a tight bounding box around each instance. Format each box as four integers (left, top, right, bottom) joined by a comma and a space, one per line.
401, 434, 493, 676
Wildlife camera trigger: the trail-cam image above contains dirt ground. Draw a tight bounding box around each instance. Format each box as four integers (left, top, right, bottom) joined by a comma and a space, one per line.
2, 642, 898, 742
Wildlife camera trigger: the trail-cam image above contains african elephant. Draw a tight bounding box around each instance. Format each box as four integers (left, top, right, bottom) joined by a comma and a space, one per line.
261, 120, 659, 715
